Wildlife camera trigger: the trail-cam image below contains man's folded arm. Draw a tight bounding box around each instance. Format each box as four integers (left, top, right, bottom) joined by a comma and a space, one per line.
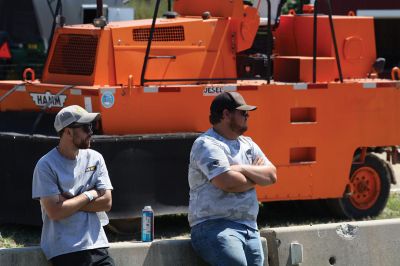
41, 189, 112, 220
211, 170, 255, 193
231, 163, 277, 186
40, 190, 95, 221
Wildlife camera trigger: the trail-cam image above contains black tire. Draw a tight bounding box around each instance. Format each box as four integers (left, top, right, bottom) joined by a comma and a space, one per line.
327, 154, 391, 219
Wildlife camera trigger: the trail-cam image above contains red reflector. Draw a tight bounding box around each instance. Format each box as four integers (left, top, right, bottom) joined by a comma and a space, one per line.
0, 42, 11, 59
82, 90, 99, 96
237, 86, 257, 91
376, 82, 396, 88
159, 87, 181, 92
308, 83, 328, 89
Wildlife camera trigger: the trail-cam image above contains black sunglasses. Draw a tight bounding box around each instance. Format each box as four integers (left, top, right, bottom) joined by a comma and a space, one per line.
68, 123, 93, 133
237, 110, 248, 117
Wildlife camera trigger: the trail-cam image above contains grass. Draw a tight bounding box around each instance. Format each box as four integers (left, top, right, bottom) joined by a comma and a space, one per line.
0, 224, 41, 248
377, 193, 400, 219
1, 193, 400, 248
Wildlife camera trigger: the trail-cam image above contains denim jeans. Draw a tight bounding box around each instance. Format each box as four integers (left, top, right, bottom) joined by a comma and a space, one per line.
191, 219, 265, 266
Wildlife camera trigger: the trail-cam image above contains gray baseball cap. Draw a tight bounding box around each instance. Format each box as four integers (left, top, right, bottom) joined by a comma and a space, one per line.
54, 105, 100, 132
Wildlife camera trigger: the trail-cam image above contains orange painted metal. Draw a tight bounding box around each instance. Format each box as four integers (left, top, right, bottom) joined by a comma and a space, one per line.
233, 5, 260, 52
40, 2, 259, 86
274, 56, 336, 82
392, 67, 400, 80
95, 81, 400, 201
274, 15, 376, 82
1, 1, 400, 204
110, 18, 237, 85
42, 27, 116, 86
3, 79, 399, 201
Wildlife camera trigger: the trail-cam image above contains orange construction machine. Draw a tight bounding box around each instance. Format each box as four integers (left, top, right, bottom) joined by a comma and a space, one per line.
1, 0, 400, 226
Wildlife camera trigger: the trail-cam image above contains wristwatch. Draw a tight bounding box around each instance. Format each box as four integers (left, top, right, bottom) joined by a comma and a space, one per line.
83, 191, 94, 202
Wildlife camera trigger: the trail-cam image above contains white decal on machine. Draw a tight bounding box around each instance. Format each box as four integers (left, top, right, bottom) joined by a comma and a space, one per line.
30, 92, 67, 107
203, 86, 237, 96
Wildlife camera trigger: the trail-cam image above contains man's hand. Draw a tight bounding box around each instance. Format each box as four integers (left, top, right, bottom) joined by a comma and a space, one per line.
80, 189, 112, 212
84, 189, 101, 201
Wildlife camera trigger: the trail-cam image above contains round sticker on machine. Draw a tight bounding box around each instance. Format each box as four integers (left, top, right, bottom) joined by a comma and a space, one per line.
101, 91, 115, 108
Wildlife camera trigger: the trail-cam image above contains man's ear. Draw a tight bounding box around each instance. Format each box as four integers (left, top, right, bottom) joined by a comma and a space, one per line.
64, 127, 73, 137
222, 109, 231, 120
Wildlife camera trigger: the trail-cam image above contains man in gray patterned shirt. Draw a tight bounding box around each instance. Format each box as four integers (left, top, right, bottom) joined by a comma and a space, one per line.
188, 92, 277, 266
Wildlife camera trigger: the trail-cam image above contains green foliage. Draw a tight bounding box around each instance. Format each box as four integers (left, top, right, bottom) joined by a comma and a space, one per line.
377, 193, 400, 219
281, 0, 310, 15
127, 0, 171, 19
0, 224, 40, 248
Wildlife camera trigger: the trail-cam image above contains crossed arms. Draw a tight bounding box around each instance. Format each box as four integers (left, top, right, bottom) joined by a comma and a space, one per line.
211, 157, 277, 193
40, 189, 112, 221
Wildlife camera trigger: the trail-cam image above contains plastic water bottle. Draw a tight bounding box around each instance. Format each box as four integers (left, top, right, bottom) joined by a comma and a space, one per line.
141, 206, 154, 242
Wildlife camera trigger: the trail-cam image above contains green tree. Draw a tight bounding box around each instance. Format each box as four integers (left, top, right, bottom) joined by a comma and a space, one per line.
281, 0, 310, 15
127, 0, 171, 19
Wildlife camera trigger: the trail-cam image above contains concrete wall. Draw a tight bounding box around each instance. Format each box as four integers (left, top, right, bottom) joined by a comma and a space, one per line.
0, 238, 267, 266
0, 239, 208, 266
109, 240, 210, 266
1, 219, 399, 266
262, 218, 400, 266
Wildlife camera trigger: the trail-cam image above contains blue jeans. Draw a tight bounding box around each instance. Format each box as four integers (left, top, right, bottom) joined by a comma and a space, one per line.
191, 219, 265, 266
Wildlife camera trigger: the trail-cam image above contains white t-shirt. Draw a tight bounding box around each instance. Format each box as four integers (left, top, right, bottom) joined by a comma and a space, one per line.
32, 148, 113, 259
188, 128, 271, 229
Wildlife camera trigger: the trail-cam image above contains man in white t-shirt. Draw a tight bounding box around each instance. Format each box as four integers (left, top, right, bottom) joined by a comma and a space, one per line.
188, 92, 277, 266
32, 105, 114, 266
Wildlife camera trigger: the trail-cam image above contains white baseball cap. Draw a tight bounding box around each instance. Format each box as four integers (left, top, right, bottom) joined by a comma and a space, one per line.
54, 105, 100, 132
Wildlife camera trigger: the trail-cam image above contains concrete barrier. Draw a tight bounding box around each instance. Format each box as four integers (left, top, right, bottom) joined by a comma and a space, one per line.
261, 218, 400, 266
1, 219, 399, 266
0, 238, 266, 266
0, 246, 49, 266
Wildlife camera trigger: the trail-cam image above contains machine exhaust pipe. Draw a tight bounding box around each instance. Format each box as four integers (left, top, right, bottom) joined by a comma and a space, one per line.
96, 0, 103, 18
94, 0, 107, 28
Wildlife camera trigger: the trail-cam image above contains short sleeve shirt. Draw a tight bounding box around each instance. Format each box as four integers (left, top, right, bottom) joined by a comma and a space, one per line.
188, 128, 271, 229
32, 148, 113, 259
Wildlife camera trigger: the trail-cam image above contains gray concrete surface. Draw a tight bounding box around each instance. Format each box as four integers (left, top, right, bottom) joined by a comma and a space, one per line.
2, 219, 400, 266
0, 238, 267, 266
262, 218, 400, 266
0, 246, 49, 266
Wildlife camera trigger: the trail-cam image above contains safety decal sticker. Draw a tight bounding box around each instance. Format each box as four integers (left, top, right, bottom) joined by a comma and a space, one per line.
101, 91, 115, 108
30, 92, 67, 107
